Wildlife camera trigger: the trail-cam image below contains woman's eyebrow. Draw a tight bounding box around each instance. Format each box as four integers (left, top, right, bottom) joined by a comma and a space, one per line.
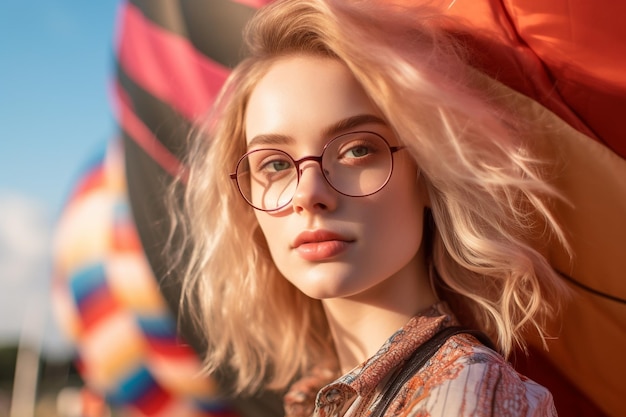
247, 133, 295, 149
246, 114, 387, 149
323, 114, 387, 137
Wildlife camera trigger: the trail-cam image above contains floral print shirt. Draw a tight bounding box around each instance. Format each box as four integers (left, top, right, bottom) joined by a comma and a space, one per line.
284, 303, 556, 417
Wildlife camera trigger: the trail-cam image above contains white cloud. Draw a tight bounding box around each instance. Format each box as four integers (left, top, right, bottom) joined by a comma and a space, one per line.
0, 193, 50, 285
0, 191, 72, 358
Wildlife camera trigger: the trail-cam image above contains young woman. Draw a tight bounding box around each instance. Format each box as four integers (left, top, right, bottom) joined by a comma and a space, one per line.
169, 0, 569, 415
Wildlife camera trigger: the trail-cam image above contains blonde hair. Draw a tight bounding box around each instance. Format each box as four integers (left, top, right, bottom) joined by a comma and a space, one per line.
168, 0, 569, 394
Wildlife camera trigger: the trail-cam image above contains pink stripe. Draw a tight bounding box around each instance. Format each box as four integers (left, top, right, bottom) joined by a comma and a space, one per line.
117, 2, 231, 121
113, 82, 185, 178
232, 0, 273, 8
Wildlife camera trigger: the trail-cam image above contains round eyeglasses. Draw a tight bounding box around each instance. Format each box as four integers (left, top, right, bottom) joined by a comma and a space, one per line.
230, 131, 405, 212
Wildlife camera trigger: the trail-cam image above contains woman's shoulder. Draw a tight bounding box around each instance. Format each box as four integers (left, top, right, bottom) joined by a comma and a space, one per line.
399, 332, 557, 417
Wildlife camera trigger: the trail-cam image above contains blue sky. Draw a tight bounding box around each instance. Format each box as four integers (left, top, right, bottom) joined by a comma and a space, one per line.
0, 0, 122, 357
0, 0, 120, 211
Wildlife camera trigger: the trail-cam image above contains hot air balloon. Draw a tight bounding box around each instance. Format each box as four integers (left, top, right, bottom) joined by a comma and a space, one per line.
52, 1, 626, 416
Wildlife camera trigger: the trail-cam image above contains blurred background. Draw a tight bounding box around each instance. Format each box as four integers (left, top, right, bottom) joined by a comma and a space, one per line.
0, 1, 121, 415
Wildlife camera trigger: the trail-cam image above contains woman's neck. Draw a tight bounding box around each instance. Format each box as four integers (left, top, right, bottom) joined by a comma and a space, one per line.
322, 257, 437, 374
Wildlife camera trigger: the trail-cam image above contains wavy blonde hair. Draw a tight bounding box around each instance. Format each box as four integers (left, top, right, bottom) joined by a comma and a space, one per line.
168, 0, 569, 394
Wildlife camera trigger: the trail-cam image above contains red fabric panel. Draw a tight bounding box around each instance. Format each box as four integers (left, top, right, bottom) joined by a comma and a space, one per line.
443, 0, 626, 157
231, 0, 272, 8
505, 0, 626, 156
117, 2, 231, 121
513, 347, 609, 417
147, 339, 198, 359
79, 287, 121, 335
69, 164, 107, 203
112, 216, 143, 253
113, 82, 183, 178
133, 384, 172, 416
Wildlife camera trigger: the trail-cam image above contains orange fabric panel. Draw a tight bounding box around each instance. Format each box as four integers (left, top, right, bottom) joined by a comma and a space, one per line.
486, 77, 626, 417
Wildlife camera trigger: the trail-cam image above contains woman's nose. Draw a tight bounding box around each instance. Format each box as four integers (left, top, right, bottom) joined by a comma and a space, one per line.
291, 161, 338, 214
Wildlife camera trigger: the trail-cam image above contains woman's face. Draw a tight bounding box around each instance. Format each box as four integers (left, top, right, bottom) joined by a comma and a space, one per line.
245, 55, 428, 302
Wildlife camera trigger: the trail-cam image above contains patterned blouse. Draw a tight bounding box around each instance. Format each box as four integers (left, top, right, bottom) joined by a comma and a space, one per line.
284, 303, 556, 417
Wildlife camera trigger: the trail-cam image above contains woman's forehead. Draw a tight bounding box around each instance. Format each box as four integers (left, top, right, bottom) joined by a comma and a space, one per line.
244, 55, 383, 144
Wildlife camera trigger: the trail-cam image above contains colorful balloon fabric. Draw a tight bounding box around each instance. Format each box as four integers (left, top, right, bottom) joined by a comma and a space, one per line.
52, 141, 240, 416
52, 1, 625, 416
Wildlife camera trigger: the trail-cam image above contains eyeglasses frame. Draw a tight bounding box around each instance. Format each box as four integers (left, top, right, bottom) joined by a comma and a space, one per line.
229, 130, 405, 212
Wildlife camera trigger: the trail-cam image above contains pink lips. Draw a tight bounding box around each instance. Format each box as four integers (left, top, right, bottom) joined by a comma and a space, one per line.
292, 230, 353, 261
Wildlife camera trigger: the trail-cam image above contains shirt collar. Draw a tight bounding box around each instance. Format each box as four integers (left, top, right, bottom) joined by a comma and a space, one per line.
314, 302, 456, 411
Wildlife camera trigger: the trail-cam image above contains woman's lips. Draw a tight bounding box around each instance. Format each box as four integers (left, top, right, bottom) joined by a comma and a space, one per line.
293, 230, 353, 261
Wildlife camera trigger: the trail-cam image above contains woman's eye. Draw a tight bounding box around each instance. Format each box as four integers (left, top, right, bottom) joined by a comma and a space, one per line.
339, 143, 375, 161
261, 158, 292, 173
344, 145, 370, 158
